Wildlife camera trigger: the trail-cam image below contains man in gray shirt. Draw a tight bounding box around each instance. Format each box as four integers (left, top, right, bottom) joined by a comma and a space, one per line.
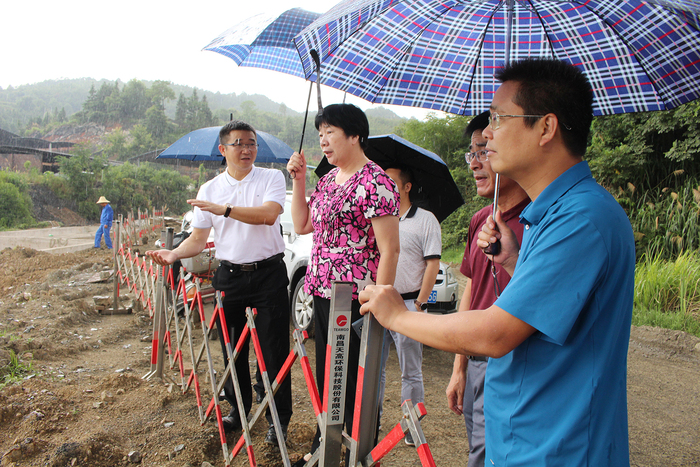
378, 164, 441, 445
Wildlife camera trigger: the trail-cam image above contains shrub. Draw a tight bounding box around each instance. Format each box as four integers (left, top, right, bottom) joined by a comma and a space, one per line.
634, 251, 700, 336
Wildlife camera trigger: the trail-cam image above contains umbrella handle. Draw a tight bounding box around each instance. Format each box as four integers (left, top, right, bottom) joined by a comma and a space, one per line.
311, 49, 323, 114
483, 173, 501, 255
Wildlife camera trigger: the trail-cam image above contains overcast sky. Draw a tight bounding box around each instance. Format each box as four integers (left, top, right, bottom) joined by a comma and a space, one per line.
1, 0, 439, 120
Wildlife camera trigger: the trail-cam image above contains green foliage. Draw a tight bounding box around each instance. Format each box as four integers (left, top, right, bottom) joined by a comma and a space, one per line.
440, 245, 465, 265
0, 178, 35, 229
0, 78, 95, 132
145, 105, 172, 143
634, 251, 700, 336
40, 170, 71, 199
127, 124, 156, 156
0, 350, 34, 389
104, 127, 130, 161
622, 177, 700, 260
57, 142, 108, 220
101, 162, 194, 216
393, 113, 479, 251
174, 89, 218, 132
120, 79, 149, 121
587, 101, 700, 191
147, 80, 176, 111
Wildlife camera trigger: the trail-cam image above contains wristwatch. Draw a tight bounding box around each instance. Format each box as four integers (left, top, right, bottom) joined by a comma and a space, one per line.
224, 203, 233, 218
414, 300, 428, 311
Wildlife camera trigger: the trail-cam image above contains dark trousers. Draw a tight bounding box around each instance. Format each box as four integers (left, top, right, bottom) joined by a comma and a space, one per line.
214, 260, 292, 425
310, 296, 363, 454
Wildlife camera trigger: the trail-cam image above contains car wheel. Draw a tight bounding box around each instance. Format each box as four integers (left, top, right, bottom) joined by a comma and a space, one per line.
291, 277, 314, 336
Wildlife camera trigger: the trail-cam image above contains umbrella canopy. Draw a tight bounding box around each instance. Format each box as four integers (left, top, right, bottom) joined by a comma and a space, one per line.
157, 127, 293, 163
203, 7, 321, 79
315, 134, 464, 222
293, 0, 700, 116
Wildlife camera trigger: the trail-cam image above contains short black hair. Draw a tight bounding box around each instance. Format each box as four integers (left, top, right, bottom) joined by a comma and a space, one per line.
464, 111, 490, 138
495, 58, 593, 157
385, 163, 414, 187
314, 103, 370, 150
219, 120, 256, 145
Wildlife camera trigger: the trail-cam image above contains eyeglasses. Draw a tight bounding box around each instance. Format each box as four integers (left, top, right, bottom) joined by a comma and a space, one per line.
488, 112, 545, 130
223, 142, 259, 150
465, 149, 489, 165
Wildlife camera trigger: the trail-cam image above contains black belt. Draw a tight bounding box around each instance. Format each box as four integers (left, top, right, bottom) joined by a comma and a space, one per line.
219, 253, 284, 272
469, 355, 489, 362
400, 290, 420, 300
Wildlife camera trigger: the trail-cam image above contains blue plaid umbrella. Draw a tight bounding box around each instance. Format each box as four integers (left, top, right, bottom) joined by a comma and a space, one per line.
203, 7, 321, 79
293, 0, 700, 116
157, 127, 293, 163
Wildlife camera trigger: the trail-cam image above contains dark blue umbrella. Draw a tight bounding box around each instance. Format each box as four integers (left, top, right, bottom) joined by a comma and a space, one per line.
293, 0, 700, 116
157, 127, 293, 163
315, 134, 464, 222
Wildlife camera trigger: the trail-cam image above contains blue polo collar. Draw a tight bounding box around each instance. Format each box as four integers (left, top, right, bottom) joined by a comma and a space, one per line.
520, 161, 591, 227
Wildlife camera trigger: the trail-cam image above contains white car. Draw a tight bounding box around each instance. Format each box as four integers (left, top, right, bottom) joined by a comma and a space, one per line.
280, 195, 459, 335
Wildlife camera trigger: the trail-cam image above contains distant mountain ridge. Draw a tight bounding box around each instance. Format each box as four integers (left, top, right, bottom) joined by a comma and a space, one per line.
0, 78, 313, 133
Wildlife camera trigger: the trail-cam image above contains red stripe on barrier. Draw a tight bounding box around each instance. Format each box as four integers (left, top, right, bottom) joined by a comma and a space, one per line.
215, 405, 226, 443
150, 339, 158, 365
352, 365, 366, 440
416, 443, 437, 467
231, 435, 245, 459
194, 373, 201, 406
250, 327, 266, 372
415, 401, 428, 417
208, 305, 221, 331
369, 423, 404, 463
276, 351, 296, 385
196, 292, 206, 322
246, 445, 256, 466
164, 331, 171, 356
233, 325, 251, 355
177, 350, 185, 377
205, 398, 215, 420
300, 355, 322, 417
323, 343, 332, 413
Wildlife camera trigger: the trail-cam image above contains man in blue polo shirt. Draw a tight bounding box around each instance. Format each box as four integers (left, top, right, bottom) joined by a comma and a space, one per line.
359, 58, 634, 466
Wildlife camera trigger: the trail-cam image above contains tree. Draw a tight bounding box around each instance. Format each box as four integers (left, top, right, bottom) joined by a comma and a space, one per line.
587, 101, 700, 192
56, 143, 108, 220
121, 79, 149, 121
105, 128, 129, 161
175, 93, 188, 128
0, 182, 34, 228
127, 124, 155, 156
147, 80, 176, 111
101, 162, 194, 216
145, 105, 171, 142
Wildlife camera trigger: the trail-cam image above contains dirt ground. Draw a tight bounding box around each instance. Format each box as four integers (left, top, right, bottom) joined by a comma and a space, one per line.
0, 245, 699, 467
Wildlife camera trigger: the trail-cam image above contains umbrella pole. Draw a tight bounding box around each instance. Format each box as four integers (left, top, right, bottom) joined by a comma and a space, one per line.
489, 0, 514, 232
311, 49, 323, 113
290, 81, 314, 181
299, 81, 314, 153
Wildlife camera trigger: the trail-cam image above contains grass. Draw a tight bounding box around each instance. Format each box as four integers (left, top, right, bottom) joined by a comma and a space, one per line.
0, 350, 34, 389
634, 251, 700, 337
441, 245, 464, 265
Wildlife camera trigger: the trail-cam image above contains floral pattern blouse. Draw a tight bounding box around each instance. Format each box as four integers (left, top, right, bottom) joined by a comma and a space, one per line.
305, 161, 399, 300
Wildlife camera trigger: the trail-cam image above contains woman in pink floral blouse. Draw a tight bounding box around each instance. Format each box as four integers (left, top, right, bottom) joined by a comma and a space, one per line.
286, 103, 400, 466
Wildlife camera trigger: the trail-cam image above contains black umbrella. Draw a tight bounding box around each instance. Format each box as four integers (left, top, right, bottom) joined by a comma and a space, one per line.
315, 134, 463, 223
